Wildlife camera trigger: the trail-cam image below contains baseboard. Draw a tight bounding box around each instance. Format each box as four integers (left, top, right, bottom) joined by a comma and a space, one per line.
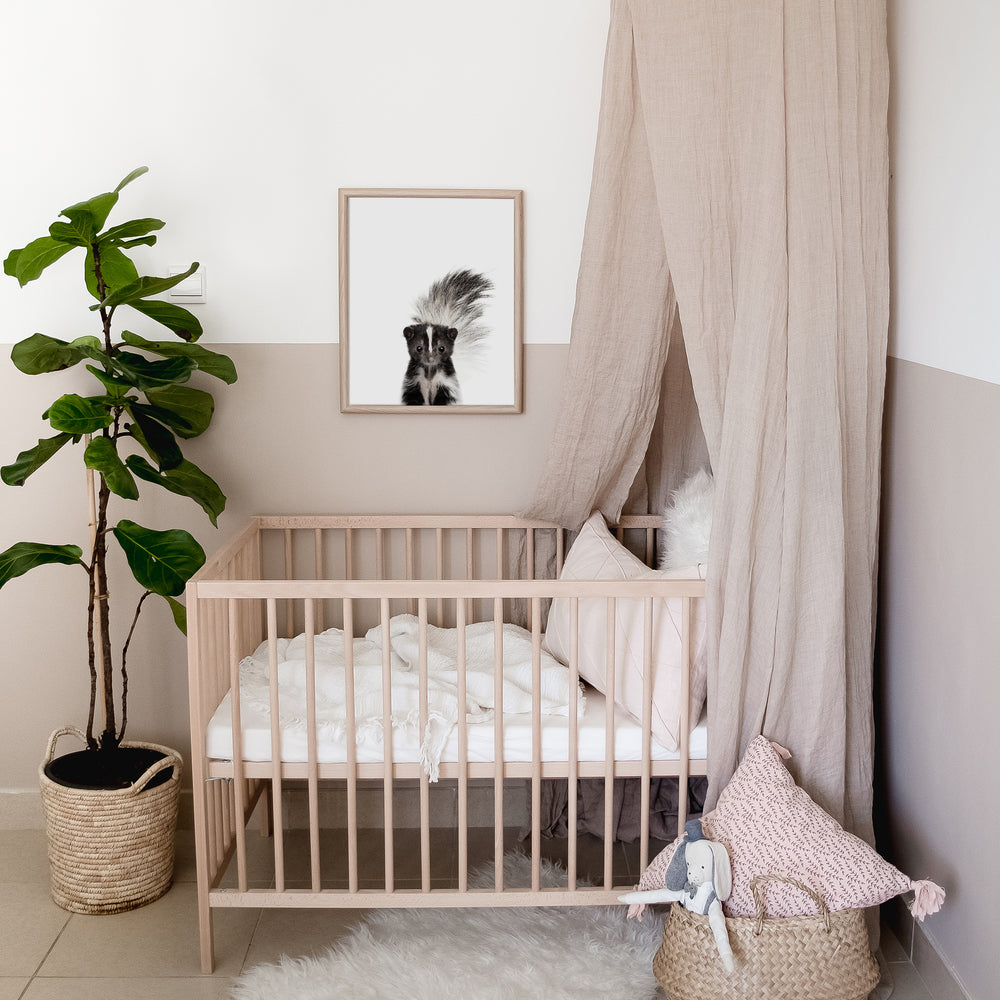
883, 896, 970, 1000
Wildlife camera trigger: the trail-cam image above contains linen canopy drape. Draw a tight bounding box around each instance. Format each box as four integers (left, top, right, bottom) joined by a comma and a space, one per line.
525, 0, 889, 845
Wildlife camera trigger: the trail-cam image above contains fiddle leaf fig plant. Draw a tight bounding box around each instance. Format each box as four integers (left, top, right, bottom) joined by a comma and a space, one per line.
0, 167, 237, 755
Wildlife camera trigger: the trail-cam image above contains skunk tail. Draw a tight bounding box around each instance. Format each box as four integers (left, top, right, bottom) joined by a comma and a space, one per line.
412, 269, 493, 372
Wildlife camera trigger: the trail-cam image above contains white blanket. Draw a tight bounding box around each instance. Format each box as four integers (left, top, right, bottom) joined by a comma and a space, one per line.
237, 614, 582, 780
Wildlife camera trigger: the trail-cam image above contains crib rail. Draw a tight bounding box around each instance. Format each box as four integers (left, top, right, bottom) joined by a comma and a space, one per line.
187, 514, 705, 973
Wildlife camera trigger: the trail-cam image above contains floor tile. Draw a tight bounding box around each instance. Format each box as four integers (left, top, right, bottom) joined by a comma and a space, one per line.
0, 883, 71, 977
37, 882, 258, 978
0, 979, 30, 1000
23, 978, 236, 999
243, 906, 368, 968
0, 831, 50, 885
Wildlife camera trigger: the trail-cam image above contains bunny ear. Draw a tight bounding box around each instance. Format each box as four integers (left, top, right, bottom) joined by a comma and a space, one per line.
710, 842, 733, 901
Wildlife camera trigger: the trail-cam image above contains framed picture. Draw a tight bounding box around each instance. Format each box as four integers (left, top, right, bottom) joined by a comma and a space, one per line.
339, 188, 523, 413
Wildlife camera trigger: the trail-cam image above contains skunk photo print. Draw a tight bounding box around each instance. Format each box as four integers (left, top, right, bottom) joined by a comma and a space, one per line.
401, 269, 493, 405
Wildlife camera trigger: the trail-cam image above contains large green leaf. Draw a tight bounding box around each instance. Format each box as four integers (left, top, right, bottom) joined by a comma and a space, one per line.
0, 542, 85, 588
48, 219, 91, 246
111, 351, 195, 389
124, 300, 203, 342
84, 435, 138, 500
96, 263, 199, 310
113, 519, 205, 597
143, 384, 215, 438
1, 433, 74, 486
121, 331, 235, 382
85, 243, 139, 300
126, 456, 226, 526
60, 191, 119, 236
125, 404, 183, 470
115, 166, 148, 192
4, 237, 75, 286
164, 595, 187, 634
46, 394, 114, 435
100, 218, 164, 244
11, 333, 103, 375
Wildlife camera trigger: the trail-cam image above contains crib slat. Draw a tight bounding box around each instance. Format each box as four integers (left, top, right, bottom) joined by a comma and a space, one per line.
313, 530, 325, 633
304, 600, 321, 892
283, 528, 294, 635
530, 596, 541, 893
229, 599, 248, 893
266, 599, 285, 892
456, 599, 468, 892
568, 597, 579, 891
678, 596, 692, 837
492, 597, 504, 890
640, 596, 653, 874
343, 598, 359, 893
603, 596, 615, 889
379, 597, 395, 893
417, 598, 431, 893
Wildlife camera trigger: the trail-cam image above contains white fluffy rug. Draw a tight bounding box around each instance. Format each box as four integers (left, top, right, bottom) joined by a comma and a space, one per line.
231, 854, 664, 1000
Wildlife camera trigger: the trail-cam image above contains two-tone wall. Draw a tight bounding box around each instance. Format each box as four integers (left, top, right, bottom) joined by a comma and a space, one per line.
876, 4, 1000, 998
1, 2, 995, 996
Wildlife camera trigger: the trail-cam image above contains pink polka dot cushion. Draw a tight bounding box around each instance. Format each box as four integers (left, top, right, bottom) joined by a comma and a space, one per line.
637, 736, 944, 919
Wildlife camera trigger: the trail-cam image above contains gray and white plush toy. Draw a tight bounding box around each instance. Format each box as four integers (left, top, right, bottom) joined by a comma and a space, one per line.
619, 819, 735, 974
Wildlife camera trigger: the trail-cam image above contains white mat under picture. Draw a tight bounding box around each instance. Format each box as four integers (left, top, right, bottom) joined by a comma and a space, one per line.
230, 855, 664, 1000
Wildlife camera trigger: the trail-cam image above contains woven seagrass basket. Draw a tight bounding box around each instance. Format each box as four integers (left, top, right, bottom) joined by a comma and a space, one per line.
39, 727, 182, 914
652, 875, 881, 1000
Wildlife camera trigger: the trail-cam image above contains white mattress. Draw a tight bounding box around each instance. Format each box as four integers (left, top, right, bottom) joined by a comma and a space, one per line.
206, 685, 707, 766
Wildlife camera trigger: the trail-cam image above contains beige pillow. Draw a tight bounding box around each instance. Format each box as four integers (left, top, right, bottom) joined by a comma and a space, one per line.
543, 512, 707, 751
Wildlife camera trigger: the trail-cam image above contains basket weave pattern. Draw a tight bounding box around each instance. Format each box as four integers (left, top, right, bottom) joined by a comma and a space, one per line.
652, 875, 880, 1000
39, 727, 182, 915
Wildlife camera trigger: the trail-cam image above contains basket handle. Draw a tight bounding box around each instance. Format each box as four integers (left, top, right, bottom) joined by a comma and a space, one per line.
44, 726, 88, 766
128, 750, 181, 796
750, 874, 831, 934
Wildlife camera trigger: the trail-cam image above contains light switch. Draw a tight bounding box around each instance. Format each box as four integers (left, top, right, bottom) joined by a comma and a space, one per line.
168, 264, 206, 303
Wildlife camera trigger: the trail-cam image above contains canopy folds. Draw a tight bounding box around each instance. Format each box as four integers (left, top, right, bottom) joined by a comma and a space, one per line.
525, 0, 889, 842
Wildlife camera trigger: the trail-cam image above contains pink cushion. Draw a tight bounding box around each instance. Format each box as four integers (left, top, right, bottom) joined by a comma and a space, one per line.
543, 512, 707, 752
639, 736, 916, 917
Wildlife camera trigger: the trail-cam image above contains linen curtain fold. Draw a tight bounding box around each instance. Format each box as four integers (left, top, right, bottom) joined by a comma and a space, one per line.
525, 0, 889, 844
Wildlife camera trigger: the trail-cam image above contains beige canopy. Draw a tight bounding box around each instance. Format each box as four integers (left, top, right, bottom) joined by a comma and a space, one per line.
525, 0, 889, 847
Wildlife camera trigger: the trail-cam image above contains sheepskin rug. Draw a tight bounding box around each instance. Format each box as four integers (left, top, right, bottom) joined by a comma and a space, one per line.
230, 854, 664, 1000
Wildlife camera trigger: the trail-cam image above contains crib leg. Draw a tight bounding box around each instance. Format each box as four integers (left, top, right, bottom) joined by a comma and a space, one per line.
198, 884, 216, 974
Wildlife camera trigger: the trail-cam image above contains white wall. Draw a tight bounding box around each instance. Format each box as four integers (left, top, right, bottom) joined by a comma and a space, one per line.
889, 0, 1000, 385
0, 0, 608, 347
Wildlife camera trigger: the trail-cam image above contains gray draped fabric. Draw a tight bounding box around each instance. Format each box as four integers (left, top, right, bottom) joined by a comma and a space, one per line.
524, 0, 889, 851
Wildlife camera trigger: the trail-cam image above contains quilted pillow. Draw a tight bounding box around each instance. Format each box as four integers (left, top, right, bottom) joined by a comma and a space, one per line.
543, 512, 707, 751
637, 736, 945, 919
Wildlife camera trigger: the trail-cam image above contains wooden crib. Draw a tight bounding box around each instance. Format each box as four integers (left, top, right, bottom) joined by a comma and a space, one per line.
186, 514, 707, 972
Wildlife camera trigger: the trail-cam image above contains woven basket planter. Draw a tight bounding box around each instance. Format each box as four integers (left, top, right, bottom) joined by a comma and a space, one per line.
39, 727, 183, 915
653, 875, 881, 1000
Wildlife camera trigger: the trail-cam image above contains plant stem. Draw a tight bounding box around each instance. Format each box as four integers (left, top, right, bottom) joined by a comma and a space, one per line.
118, 590, 151, 743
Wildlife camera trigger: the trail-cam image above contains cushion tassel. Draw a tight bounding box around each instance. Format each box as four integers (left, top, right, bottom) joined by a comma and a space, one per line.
910, 879, 945, 920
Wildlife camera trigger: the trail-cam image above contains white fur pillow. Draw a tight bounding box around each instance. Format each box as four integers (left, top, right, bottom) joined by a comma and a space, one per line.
659, 468, 714, 571
544, 513, 707, 751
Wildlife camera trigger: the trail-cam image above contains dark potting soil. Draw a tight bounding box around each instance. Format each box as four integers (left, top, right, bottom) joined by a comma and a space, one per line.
44, 746, 174, 791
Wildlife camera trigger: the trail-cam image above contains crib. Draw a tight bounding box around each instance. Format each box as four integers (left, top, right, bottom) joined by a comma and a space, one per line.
186, 514, 707, 972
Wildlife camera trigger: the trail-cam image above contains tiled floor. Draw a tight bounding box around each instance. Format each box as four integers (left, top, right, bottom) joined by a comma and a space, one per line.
0, 827, 938, 999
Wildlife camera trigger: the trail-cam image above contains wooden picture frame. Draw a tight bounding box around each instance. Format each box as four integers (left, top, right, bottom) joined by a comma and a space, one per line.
339, 188, 523, 413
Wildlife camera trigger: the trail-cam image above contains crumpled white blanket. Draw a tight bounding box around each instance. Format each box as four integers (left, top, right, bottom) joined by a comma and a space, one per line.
238, 614, 582, 781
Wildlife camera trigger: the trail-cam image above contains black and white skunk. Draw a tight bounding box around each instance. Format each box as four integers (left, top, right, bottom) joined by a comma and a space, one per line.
401, 269, 493, 405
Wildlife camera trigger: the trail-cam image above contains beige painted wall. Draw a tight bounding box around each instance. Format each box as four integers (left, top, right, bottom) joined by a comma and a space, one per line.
0, 345, 568, 798
876, 359, 1000, 1000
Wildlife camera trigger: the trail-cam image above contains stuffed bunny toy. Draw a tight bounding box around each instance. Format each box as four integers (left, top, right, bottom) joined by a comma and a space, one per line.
620, 819, 735, 974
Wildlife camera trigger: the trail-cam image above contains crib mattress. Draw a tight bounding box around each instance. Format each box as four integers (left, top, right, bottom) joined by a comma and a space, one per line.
205, 686, 707, 766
